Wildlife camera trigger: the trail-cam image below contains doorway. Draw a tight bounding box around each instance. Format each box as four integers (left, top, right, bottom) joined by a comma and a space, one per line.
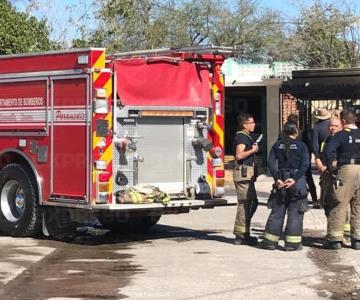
224, 86, 267, 170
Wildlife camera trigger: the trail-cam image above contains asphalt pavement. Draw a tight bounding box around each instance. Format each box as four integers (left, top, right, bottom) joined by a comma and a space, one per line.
0, 174, 360, 299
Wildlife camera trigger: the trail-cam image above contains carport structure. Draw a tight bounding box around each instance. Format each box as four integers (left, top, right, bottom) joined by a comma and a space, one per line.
282, 68, 360, 131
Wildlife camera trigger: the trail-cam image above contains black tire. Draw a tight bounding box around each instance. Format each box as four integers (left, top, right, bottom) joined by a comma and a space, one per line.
0, 163, 41, 237
43, 207, 78, 240
99, 215, 161, 233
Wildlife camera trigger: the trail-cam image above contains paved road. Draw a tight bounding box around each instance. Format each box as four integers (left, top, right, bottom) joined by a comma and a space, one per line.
0, 175, 360, 299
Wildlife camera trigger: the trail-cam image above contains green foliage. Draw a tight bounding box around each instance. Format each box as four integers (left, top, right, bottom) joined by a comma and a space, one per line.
209, 0, 287, 62
0, 0, 54, 55
75, 0, 288, 63
71, 0, 360, 67
287, 1, 360, 68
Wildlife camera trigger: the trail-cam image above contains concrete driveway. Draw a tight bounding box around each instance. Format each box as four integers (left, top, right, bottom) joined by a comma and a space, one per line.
0, 175, 359, 299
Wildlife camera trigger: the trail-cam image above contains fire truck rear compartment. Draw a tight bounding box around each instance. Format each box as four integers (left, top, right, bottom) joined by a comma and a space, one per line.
112, 107, 213, 205
136, 117, 185, 194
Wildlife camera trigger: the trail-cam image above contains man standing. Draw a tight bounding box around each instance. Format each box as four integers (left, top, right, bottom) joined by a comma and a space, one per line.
313, 108, 332, 157
325, 109, 360, 250
232, 113, 258, 245
312, 108, 332, 207
315, 118, 342, 216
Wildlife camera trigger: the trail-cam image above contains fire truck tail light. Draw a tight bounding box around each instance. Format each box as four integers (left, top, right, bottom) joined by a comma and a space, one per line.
214, 92, 222, 115
216, 178, 225, 187
94, 99, 108, 114
99, 172, 111, 182
212, 158, 222, 167
97, 192, 109, 204
214, 186, 225, 197
216, 170, 225, 178
98, 182, 109, 192
77, 55, 89, 65
214, 92, 221, 101
95, 160, 107, 170
95, 88, 107, 98
215, 102, 221, 115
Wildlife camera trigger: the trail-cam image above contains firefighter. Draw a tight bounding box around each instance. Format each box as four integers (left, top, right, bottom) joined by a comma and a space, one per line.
315, 118, 342, 216
324, 109, 360, 250
261, 122, 309, 251
232, 113, 259, 245
279, 113, 318, 207
316, 117, 351, 242
312, 108, 332, 208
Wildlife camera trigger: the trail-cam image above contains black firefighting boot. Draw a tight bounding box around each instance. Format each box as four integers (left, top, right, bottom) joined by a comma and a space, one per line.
312, 200, 321, 209
234, 235, 257, 246
325, 241, 342, 250
284, 243, 303, 251
259, 239, 277, 250
351, 240, 360, 250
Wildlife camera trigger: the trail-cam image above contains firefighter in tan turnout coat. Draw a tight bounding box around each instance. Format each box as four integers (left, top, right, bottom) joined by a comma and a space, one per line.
325, 109, 360, 250
232, 113, 259, 245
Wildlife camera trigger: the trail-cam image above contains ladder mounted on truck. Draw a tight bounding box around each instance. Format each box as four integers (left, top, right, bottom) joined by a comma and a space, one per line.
109, 44, 242, 59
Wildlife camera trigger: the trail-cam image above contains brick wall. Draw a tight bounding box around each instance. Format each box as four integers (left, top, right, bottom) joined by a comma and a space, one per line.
281, 93, 298, 127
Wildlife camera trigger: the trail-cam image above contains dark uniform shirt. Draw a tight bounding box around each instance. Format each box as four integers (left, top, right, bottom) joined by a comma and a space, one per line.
312, 119, 331, 158
233, 131, 255, 166
268, 138, 309, 181
324, 128, 360, 168
319, 135, 334, 163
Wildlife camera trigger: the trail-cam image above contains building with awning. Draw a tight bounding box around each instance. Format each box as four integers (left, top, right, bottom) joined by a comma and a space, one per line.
222, 59, 301, 167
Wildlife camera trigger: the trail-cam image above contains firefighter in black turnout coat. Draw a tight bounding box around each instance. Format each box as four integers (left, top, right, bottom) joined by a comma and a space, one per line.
324, 109, 360, 250
261, 122, 309, 251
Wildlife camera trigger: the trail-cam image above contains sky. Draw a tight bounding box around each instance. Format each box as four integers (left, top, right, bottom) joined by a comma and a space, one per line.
11, 0, 360, 42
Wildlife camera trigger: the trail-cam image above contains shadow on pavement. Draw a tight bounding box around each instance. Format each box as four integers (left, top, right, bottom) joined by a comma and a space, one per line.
39, 220, 327, 250
43, 223, 237, 246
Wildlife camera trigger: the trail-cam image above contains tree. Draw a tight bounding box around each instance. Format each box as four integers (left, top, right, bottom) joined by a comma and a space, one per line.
209, 0, 288, 62
286, 0, 360, 68
0, 0, 54, 54
75, 0, 287, 61
74, 0, 160, 51
74, 0, 219, 51
159, 0, 220, 47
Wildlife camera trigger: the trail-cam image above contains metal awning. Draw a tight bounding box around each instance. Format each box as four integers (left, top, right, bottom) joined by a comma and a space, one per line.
281, 68, 360, 100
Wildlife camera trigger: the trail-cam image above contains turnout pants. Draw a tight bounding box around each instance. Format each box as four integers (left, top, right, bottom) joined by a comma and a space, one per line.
264, 197, 305, 247
264, 177, 308, 247
327, 165, 360, 242
320, 172, 350, 232
320, 172, 338, 217
233, 180, 258, 238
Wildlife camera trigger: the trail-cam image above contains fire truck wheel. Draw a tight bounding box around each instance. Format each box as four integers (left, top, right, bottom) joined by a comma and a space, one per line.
140, 215, 161, 230
43, 207, 77, 240
99, 215, 161, 233
0, 164, 41, 237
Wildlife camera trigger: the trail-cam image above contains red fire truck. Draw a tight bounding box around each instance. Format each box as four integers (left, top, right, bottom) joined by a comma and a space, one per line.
0, 46, 233, 236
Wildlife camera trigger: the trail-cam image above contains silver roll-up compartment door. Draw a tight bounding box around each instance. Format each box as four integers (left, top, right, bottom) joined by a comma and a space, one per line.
136, 117, 184, 195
